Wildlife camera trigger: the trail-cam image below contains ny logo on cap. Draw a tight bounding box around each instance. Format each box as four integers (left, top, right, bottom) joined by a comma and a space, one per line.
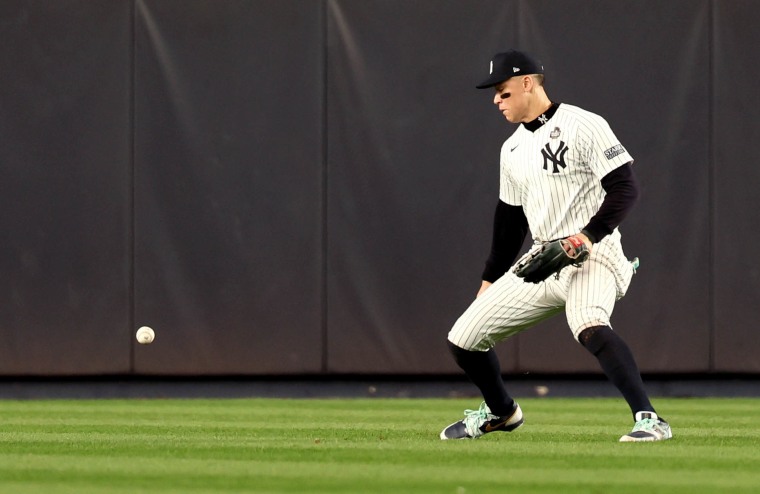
513, 67, 520, 73
489, 61, 493, 74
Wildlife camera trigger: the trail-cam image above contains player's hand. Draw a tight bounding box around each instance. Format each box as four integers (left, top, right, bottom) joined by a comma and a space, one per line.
477, 281, 492, 297
570, 233, 593, 252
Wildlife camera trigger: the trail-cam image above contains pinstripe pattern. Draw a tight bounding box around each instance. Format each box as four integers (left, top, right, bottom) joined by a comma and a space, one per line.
449, 103, 635, 351
500, 104, 633, 242
448, 253, 632, 351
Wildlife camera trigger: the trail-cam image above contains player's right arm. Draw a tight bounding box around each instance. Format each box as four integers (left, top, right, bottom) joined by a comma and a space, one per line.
480, 200, 529, 296
580, 162, 640, 243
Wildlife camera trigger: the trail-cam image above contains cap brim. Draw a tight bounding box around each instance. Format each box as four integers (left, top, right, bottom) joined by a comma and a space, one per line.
475, 73, 509, 89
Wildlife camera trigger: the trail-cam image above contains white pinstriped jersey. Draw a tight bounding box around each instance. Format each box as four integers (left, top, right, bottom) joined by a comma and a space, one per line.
448, 104, 637, 349
500, 103, 633, 243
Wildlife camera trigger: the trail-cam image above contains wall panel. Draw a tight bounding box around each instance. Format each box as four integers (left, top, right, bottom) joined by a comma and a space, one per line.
325, 0, 521, 373
0, 1, 132, 375
132, 0, 324, 374
712, 0, 760, 372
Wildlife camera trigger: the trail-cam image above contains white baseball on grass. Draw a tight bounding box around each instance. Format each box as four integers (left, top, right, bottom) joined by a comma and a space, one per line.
136, 326, 155, 344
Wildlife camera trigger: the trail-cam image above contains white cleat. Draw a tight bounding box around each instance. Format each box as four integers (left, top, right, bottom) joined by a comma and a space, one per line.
619, 411, 672, 442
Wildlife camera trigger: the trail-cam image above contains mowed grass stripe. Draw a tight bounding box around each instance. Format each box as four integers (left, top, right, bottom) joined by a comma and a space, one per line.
3, 427, 759, 462
1, 454, 759, 493
1, 397, 759, 493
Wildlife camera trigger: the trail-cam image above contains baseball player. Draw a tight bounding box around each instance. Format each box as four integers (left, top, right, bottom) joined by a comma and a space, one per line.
440, 50, 672, 442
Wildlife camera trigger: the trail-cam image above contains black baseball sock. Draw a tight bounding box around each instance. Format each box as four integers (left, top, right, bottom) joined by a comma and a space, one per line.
447, 340, 515, 416
579, 325, 656, 420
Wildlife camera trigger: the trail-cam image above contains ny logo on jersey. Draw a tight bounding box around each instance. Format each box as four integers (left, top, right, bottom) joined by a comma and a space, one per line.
541, 141, 569, 173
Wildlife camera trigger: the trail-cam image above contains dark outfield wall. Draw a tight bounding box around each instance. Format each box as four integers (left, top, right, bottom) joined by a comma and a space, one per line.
1, 0, 758, 376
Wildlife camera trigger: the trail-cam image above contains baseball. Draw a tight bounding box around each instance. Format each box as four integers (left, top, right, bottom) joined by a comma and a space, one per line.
136, 326, 155, 344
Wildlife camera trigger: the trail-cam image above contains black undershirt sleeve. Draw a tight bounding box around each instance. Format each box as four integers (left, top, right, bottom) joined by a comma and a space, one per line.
482, 201, 529, 283
581, 162, 640, 243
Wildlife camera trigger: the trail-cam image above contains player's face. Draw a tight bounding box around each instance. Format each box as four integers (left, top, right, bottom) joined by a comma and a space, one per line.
492, 77, 527, 123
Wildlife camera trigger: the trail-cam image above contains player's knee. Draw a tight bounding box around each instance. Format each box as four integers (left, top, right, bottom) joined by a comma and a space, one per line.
568, 307, 611, 341
577, 325, 613, 355
448, 318, 482, 352
447, 329, 491, 352
447, 339, 466, 358
447, 333, 474, 352
446, 339, 473, 369
447, 339, 493, 371
577, 325, 633, 358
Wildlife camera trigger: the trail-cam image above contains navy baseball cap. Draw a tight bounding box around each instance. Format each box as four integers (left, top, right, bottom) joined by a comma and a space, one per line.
476, 50, 544, 89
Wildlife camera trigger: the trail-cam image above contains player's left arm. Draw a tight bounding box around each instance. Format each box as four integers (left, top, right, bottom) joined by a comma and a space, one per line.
578, 162, 640, 247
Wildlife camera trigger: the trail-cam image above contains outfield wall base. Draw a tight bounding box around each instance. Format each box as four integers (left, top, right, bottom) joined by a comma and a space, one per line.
0, 376, 758, 400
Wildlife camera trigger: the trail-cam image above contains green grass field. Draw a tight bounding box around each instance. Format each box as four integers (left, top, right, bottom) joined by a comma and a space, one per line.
1, 397, 759, 493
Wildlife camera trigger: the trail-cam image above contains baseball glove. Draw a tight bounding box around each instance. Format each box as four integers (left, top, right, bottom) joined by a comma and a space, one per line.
514, 236, 590, 283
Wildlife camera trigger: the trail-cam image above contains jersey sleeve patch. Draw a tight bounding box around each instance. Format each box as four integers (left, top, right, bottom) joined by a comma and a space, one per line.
603, 144, 626, 160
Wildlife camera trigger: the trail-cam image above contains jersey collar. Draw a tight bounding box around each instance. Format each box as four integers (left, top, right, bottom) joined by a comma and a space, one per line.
523, 102, 559, 132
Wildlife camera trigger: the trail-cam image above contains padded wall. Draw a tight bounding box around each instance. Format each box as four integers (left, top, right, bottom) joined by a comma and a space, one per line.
0, 0, 758, 376
712, 0, 760, 372
0, 1, 132, 374
132, 0, 325, 374
325, 0, 520, 373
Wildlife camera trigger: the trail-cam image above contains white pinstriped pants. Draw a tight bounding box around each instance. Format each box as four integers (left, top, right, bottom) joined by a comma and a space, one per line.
448, 251, 634, 352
